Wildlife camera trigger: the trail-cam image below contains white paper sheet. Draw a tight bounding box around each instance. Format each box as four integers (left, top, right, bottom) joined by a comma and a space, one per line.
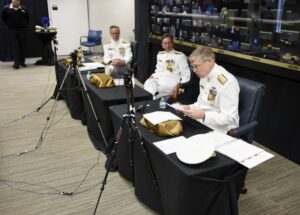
79, 62, 105, 71
153, 136, 186, 154
208, 131, 237, 148
216, 139, 263, 162
143, 111, 182, 125
239, 150, 274, 169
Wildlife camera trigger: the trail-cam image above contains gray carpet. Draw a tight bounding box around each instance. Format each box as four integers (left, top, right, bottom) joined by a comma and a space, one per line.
0, 58, 299, 215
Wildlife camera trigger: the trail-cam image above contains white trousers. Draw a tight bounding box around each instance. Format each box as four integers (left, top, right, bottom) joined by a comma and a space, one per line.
144, 76, 179, 98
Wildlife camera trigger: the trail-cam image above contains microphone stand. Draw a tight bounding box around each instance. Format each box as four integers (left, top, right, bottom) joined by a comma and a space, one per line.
93, 70, 158, 215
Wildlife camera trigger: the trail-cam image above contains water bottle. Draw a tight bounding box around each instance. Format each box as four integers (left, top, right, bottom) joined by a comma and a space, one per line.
87, 71, 91, 80
159, 97, 167, 109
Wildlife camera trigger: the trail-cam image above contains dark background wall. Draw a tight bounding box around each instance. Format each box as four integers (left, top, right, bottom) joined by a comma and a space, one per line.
135, 0, 300, 164
0, 0, 49, 61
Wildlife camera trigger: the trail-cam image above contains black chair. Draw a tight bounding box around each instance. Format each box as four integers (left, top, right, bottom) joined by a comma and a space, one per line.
227, 76, 265, 194
80, 30, 102, 57
227, 76, 266, 144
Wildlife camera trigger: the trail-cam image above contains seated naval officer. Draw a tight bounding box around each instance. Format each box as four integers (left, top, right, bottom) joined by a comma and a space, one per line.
103, 25, 132, 76
144, 33, 190, 99
182, 47, 240, 133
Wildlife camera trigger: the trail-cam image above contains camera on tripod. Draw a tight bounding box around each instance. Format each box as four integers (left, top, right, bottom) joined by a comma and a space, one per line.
63, 48, 84, 67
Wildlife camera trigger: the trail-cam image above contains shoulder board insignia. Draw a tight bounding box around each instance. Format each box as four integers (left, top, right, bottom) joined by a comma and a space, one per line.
175, 51, 183, 55
104, 41, 111, 45
122, 40, 130, 44
217, 74, 228, 85
158, 51, 165, 54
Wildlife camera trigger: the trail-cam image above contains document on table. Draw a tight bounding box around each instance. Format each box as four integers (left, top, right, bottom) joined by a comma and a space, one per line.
143, 111, 182, 125
216, 139, 274, 169
153, 136, 186, 154
153, 130, 274, 168
79, 62, 105, 71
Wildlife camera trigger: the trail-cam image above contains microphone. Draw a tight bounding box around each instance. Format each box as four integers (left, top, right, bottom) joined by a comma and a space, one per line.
41, 17, 49, 28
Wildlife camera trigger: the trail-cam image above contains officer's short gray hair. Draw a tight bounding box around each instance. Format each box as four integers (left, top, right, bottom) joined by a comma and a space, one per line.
189, 47, 215, 62
110, 25, 120, 31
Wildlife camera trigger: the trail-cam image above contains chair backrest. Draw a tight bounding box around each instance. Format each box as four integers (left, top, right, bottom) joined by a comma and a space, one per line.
88, 30, 102, 44
236, 76, 265, 142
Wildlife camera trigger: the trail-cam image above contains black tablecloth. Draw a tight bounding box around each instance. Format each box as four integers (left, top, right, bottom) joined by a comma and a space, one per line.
56, 59, 102, 121
110, 100, 247, 215
35, 31, 57, 66
57, 61, 86, 120
82, 75, 152, 153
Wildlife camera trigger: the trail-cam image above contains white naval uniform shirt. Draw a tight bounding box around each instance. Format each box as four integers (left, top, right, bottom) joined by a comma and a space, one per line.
153, 49, 190, 83
144, 49, 190, 97
103, 39, 132, 67
190, 63, 240, 133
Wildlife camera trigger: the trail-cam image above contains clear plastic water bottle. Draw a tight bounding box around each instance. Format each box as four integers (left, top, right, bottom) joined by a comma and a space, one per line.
159, 97, 167, 109
87, 71, 91, 80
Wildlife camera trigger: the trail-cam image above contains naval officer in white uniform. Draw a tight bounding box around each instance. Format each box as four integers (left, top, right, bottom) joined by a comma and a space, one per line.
144, 33, 190, 98
182, 47, 240, 133
103, 25, 132, 75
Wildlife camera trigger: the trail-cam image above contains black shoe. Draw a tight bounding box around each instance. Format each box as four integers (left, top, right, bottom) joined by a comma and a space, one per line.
13, 64, 20, 69
20, 63, 27, 68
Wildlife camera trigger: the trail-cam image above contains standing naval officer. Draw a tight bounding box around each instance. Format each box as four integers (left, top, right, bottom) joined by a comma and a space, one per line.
144, 33, 190, 99
1, 0, 29, 69
182, 47, 240, 133
103, 25, 132, 75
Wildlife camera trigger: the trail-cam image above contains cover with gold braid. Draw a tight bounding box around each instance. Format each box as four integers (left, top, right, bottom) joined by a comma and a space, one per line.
140, 117, 182, 137
90, 73, 115, 88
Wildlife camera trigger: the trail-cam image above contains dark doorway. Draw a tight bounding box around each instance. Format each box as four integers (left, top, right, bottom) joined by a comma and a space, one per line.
0, 0, 49, 61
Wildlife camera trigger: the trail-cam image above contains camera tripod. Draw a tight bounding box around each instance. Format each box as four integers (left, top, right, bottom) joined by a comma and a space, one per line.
33, 50, 108, 153
93, 70, 158, 215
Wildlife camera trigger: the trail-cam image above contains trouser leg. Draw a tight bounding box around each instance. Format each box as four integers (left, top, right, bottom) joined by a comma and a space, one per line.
10, 30, 21, 66
18, 30, 27, 64
144, 79, 158, 96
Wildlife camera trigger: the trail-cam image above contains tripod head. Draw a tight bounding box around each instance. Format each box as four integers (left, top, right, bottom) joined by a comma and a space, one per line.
69, 49, 83, 68
122, 68, 135, 114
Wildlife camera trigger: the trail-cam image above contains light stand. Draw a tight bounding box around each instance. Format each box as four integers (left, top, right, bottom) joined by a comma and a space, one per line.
93, 70, 158, 215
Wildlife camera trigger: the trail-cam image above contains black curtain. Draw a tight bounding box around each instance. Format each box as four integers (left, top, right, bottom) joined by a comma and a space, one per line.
135, 0, 151, 83
0, 0, 49, 61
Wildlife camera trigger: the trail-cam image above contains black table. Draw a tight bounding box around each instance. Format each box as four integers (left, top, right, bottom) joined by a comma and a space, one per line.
110, 100, 247, 215
57, 61, 86, 121
35, 31, 57, 66
56, 59, 102, 121
82, 75, 152, 153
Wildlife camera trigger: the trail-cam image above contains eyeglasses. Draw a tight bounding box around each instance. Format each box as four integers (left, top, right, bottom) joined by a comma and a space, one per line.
191, 59, 208, 72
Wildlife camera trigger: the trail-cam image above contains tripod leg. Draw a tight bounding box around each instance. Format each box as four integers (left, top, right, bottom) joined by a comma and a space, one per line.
130, 117, 159, 190
35, 65, 72, 149
75, 66, 108, 148
36, 95, 54, 112
93, 115, 128, 214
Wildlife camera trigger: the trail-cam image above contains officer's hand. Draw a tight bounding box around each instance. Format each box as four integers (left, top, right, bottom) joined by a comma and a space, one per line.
183, 108, 205, 120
